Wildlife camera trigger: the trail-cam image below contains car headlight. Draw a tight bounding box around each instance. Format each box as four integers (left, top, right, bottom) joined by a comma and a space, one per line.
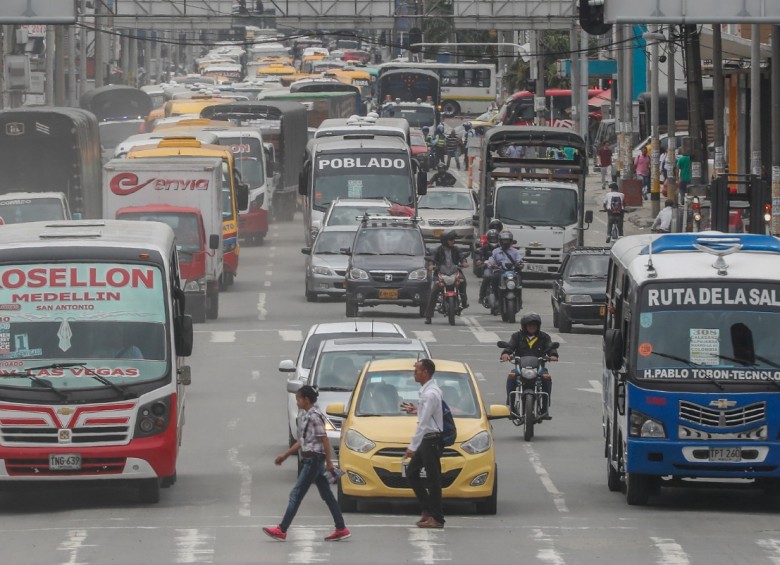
460, 430, 491, 454
183, 278, 202, 292
629, 410, 666, 438
349, 268, 369, 280
312, 265, 334, 276
454, 218, 471, 226
566, 294, 593, 303
344, 429, 375, 453
408, 268, 428, 281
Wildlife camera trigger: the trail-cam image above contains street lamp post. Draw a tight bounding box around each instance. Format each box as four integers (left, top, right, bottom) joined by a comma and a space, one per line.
644, 29, 664, 219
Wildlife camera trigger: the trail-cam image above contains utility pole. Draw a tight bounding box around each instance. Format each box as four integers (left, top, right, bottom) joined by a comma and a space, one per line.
667, 31, 678, 229
750, 24, 761, 177
94, 0, 105, 87
772, 25, 780, 236
55, 26, 66, 105
571, 25, 580, 134
79, 0, 87, 97
712, 25, 725, 178
684, 24, 706, 184
579, 28, 589, 143
46, 26, 55, 104
647, 27, 662, 218
615, 25, 625, 182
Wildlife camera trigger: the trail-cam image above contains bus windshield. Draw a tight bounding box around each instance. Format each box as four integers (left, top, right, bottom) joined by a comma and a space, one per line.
0, 263, 169, 390
0, 198, 66, 224
635, 283, 780, 383
494, 185, 578, 226
313, 154, 413, 210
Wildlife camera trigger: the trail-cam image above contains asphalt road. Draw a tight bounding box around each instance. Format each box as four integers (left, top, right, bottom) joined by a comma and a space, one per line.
1, 172, 778, 565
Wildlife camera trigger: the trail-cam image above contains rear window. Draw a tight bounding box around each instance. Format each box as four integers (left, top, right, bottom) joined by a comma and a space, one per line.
301, 332, 400, 369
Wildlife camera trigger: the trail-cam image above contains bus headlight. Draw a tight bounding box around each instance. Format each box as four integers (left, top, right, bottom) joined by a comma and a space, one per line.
135, 397, 171, 438
629, 410, 666, 438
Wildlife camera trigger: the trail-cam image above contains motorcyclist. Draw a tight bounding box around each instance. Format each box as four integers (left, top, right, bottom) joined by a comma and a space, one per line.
499, 312, 558, 419
424, 230, 469, 324
486, 230, 523, 312
428, 163, 457, 187
476, 218, 503, 248
476, 229, 500, 306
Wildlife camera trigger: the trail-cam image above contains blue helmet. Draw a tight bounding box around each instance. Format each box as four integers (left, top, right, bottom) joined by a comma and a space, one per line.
422, 126, 430, 134
463, 122, 472, 130
436, 124, 445, 134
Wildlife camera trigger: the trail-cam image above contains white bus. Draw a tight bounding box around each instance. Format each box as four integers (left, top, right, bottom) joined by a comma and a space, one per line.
377, 61, 496, 117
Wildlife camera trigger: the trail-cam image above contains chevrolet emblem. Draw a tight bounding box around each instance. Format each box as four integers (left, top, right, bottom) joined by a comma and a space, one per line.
709, 399, 737, 409
57, 407, 75, 415
528, 241, 542, 248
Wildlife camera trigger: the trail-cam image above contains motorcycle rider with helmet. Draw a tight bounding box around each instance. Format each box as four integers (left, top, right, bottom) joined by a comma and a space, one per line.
428, 163, 457, 187
424, 230, 469, 324
500, 312, 558, 419
476, 229, 500, 306
486, 230, 523, 308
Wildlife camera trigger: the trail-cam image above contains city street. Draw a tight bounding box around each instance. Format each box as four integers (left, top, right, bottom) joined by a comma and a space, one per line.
0, 173, 778, 565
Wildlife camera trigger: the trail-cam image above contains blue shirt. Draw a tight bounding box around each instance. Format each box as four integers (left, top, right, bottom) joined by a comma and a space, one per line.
488, 246, 523, 269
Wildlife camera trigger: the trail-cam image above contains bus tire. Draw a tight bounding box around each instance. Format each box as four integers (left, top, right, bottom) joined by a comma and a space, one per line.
607, 436, 622, 492
442, 100, 460, 117
138, 479, 161, 504
206, 289, 219, 320
625, 472, 651, 506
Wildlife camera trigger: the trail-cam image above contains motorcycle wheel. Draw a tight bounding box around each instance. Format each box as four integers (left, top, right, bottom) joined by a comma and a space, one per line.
447, 295, 456, 325
523, 395, 535, 441
506, 298, 516, 324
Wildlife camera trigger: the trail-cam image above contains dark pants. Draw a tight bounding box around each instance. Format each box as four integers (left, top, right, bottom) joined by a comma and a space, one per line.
506, 370, 552, 413
407, 435, 444, 524
425, 275, 468, 318
435, 146, 445, 165
479, 267, 493, 301
280, 454, 345, 532
606, 213, 624, 240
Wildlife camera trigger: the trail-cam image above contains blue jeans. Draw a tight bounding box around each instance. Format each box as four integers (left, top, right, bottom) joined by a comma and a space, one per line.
280, 454, 345, 532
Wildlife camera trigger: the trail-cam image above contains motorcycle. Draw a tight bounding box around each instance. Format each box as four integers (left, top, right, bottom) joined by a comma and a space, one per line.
433, 264, 465, 325
487, 263, 523, 323
497, 340, 558, 441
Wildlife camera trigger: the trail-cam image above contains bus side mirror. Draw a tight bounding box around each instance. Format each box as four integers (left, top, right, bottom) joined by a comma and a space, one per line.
175, 315, 194, 357
603, 328, 623, 370
209, 234, 220, 250
584, 210, 594, 224
417, 171, 427, 196
237, 183, 249, 210
266, 160, 275, 177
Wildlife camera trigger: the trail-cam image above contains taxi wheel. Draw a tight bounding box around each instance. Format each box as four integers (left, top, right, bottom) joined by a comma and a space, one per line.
475, 466, 498, 515
337, 481, 358, 513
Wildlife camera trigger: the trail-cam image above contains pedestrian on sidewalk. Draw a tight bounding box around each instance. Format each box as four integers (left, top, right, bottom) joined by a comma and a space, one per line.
401, 359, 445, 529
634, 146, 651, 200
676, 149, 692, 204
263, 385, 351, 542
597, 141, 613, 189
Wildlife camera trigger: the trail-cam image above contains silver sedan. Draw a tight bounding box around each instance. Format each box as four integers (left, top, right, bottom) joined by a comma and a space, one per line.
302, 225, 357, 302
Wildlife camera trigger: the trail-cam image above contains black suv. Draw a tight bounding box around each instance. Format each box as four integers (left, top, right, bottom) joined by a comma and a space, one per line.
550, 247, 610, 332
343, 216, 429, 317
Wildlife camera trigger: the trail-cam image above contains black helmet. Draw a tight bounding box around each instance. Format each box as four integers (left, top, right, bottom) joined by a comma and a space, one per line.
437, 163, 447, 173
520, 312, 542, 330
440, 230, 456, 245
499, 229, 513, 249
486, 229, 500, 246
488, 219, 503, 231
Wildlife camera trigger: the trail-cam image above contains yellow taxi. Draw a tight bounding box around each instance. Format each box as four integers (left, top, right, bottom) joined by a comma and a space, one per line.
326, 358, 510, 514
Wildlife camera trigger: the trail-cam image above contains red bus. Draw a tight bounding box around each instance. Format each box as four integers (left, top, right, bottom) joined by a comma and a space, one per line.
498, 88, 606, 128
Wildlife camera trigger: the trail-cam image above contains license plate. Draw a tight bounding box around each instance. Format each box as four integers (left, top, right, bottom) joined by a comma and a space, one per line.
379, 289, 399, 299
523, 263, 549, 273
709, 447, 741, 462
401, 462, 426, 478
49, 453, 82, 471
599, 306, 606, 316
433, 229, 443, 238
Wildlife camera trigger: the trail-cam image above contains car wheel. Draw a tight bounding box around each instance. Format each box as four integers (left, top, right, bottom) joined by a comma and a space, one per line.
558, 310, 572, 333
337, 480, 358, 512
138, 479, 161, 504
551, 301, 559, 328
305, 289, 317, 302
475, 466, 498, 515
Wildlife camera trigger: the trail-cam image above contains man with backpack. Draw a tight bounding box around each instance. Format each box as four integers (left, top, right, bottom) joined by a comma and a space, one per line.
401, 358, 449, 529
603, 182, 625, 243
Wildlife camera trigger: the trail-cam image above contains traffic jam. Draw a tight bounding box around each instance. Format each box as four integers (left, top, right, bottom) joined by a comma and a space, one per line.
1, 13, 780, 564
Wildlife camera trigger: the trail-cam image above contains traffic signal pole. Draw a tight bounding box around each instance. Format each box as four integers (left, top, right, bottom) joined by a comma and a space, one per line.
772, 26, 780, 236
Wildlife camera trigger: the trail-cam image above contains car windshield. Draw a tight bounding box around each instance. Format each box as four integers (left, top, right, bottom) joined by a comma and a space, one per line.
312, 350, 425, 390
353, 228, 424, 256
301, 332, 400, 369
119, 212, 202, 254
635, 283, 780, 384
495, 185, 578, 226
564, 255, 609, 278
0, 263, 169, 392
327, 206, 390, 226
418, 191, 473, 210
235, 157, 264, 186
0, 198, 65, 224
313, 231, 355, 254
356, 370, 480, 417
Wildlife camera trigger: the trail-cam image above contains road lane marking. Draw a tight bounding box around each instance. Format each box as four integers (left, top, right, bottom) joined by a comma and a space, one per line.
257, 293, 267, 321
279, 330, 304, 342
409, 527, 451, 564
264, 281, 272, 287
227, 447, 253, 517
175, 528, 215, 563
227, 418, 238, 430
412, 330, 437, 343
265, 271, 273, 276
289, 527, 328, 564
576, 380, 603, 394
252, 370, 260, 381
246, 393, 257, 403
757, 539, 780, 564
533, 528, 566, 565
523, 444, 569, 513
58, 529, 93, 565
463, 316, 500, 344
210, 332, 236, 343
650, 537, 690, 565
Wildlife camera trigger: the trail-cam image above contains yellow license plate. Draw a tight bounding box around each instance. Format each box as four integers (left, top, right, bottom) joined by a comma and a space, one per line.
433, 229, 443, 238
599, 306, 606, 316
379, 289, 399, 299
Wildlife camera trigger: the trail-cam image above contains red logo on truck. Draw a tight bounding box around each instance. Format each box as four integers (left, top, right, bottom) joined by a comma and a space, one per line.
110, 173, 155, 196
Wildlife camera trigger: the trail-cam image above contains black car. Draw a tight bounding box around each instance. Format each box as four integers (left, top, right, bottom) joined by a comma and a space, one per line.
344, 216, 430, 317
550, 247, 610, 332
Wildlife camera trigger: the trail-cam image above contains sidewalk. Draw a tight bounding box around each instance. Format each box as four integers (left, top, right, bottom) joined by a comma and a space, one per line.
585, 168, 657, 236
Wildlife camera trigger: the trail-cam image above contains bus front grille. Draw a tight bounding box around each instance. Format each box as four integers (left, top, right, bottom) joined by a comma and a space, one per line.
679, 400, 765, 428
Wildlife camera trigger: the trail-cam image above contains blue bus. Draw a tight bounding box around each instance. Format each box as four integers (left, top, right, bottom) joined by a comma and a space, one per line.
603, 233, 780, 505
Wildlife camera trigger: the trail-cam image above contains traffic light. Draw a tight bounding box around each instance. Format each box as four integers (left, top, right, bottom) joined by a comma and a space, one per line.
579, 0, 612, 36
526, 78, 537, 93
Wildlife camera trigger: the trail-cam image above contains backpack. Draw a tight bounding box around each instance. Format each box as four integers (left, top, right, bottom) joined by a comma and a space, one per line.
440, 399, 457, 447
609, 195, 624, 215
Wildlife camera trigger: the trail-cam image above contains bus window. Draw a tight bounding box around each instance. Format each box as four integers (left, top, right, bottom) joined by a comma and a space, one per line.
441, 69, 459, 87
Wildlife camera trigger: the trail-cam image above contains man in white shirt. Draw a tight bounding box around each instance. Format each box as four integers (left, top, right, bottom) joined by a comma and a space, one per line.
652, 199, 675, 233
401, 359, 444, 528
602, 182, 625, 243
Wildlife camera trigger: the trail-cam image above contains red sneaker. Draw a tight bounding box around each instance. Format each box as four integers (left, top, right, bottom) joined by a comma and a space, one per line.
324, 528, 351, 541
262, 526, 287, 541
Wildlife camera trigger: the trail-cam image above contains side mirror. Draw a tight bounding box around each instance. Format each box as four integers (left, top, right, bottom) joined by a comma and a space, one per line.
178, 365, 192, 386
301, 247, 311, 255
209, 234, 220, 250
278, 359, 296, 373
326, 402, 347, 417
236, 183, 249, 210
603, 328, 624, 370
340, 247, 351, 255
417, 171, 427, 196
496, 340, 510, 349
266, 160, 275, 177
584, 210, 594, 224
287, 380, 303, 393
174, 315, 194, 357
485, 204, 494, 218
549, 341, 560, 350
487, 404, 511, 420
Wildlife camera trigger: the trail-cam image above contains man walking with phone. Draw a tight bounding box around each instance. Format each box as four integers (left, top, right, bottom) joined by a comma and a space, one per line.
401, 359, 445, 528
